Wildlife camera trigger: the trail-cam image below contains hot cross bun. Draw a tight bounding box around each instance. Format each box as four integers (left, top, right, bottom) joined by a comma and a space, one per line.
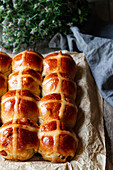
38, 120, 78, 162
39, 93, 78, 128
8, 68, 42, 96
1, 89, 40, 124
0, 72, 7, 98
0, 52, 12, 76
42, 72, 77, 100
0, 118, 39, 161
42, 51, 76, 79
12, 50, 43, 72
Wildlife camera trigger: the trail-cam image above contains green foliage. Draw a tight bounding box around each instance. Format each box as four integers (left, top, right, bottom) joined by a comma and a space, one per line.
0, 0, 89, 51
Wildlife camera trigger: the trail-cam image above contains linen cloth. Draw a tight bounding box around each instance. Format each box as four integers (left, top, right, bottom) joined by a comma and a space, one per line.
49, 27, 113, 107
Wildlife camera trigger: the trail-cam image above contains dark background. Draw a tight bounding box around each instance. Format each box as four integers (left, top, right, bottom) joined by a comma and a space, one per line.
83, 0, 113, 39
89, 0, 112, 21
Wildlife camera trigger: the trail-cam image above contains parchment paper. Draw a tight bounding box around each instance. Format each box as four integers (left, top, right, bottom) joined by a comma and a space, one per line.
0, 51, 106, 170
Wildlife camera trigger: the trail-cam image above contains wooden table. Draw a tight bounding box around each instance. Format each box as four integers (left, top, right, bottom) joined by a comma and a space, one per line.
104, 101, 113, 169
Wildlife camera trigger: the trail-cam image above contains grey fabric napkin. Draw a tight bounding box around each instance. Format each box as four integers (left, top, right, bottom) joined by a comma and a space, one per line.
49, 27, 113, 107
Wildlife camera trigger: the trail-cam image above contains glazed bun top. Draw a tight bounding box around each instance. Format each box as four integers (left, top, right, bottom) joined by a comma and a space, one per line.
42, 72, 77, 100
0, 72, 7, 97
39, 93, 78, 128
0, 118, 39, 161
12, 50, 43, 72
38, 120, 78, 163
8, 68, 42, 96
2, 89, 40, 101
0, 52, 12, 76
42, 51, 76, 79
1, 89, 40, 124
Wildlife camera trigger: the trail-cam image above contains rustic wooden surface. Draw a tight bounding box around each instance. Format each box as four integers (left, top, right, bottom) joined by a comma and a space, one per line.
89, 0, 113, 21
104, 100, 113, 169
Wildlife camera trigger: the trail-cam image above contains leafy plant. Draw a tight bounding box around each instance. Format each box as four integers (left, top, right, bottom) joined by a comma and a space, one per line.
0, 0, 89, 52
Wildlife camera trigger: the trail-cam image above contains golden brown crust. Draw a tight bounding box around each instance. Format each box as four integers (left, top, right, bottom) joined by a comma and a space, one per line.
40, 120, 57, 132
39, 93, 78, 128
0, 72, 7, 97
42, 51, 76, 79
8, 68, 42, 96
42, 72, 77, 100
0, 118, 39, 161
0, 52, 12, 76
2, 117, 39, 128
38, 120, 78, 162
1, 90, 40, 124
0, 50, 78, 163
12, 50, 43, 72
2, 89, 40, 101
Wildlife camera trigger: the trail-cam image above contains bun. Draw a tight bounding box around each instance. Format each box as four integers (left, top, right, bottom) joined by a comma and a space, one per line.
1, 90, 40, 124
38, 120, 78, 162
42, 72, 77, 100
0, 50, 78, 163
0, 72, 7, 97
8, 68, 42, 96
42, 51, 76, 79
0, 118, 39, 160
39, 93, 78, 128
12, 50, 43, 72
0, 52, 12, 76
